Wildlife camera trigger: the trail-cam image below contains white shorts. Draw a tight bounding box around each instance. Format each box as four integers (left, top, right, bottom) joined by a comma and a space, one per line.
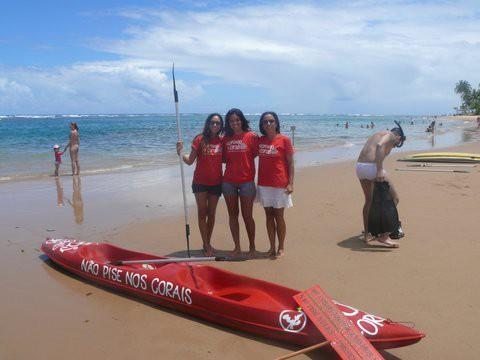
355, 162, 386, 181
257, 185, 293, 209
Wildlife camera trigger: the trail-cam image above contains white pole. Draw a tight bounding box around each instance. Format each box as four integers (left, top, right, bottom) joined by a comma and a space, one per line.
172, 64, 191, 257
290, 125, 296, 146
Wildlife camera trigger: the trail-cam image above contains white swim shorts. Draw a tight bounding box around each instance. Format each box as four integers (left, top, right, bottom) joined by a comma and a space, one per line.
355, 162, 386, 181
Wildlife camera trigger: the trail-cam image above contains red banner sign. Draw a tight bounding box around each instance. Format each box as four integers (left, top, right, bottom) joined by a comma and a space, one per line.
294, 285, 384, 360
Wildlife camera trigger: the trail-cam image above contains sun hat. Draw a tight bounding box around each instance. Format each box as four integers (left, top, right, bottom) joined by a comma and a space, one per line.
53, 144, 60, 149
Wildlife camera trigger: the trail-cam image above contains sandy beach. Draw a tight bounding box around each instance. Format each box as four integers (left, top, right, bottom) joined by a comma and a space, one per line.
1, 140, 479, 359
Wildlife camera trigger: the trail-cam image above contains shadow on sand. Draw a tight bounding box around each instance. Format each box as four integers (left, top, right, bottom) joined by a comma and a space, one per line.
167, 248, 278, 261
337, 234, 398, 252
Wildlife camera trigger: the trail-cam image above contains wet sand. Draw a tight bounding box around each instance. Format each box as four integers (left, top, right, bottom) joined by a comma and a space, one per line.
1, 141, 479, 359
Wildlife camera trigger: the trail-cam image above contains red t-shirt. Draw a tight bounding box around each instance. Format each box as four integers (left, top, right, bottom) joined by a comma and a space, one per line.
257, 134, 294, 188
191, 135, 223, 185
223, 131, 258, 183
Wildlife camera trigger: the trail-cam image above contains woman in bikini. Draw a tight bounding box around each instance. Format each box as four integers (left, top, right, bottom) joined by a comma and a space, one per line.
66, 122, 80, 175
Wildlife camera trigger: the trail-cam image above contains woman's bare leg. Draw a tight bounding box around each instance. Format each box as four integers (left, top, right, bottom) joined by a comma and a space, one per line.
264, 207, 276, 257
205, 194, 220, 255
240, 195, 256, 257
224, 194, 241, 255
194, 192, 209, 255
273, 208, 286, 257
70, 151, 76, 175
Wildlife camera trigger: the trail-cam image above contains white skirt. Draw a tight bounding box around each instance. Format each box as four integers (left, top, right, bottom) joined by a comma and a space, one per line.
257, 185, 293, 209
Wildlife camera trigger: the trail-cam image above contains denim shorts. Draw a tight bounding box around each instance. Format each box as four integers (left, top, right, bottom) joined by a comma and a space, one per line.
222, 181, 256, 197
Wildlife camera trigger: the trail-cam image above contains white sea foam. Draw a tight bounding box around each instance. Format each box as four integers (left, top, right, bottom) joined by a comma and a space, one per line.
14, 115, 56, 119
82, 164, 134, 175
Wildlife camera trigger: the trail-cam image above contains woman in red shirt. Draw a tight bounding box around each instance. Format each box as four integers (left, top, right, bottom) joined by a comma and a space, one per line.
257, 112, 294, 258
176, 113, 224, 256
223, 108, 258, 257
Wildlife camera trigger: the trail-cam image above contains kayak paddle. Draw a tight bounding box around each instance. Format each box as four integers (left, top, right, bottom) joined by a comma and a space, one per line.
172, 63, 191, 257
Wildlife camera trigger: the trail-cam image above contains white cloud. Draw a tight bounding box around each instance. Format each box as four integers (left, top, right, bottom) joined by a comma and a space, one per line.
2, 1, 480, 114
0, 61, 203, 114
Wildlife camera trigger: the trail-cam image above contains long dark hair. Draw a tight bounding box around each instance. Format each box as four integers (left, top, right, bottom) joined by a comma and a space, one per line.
70, 122, 78, 130
197, 113, 223, 151
259, 111, 281, 136
224, 108, 250, 137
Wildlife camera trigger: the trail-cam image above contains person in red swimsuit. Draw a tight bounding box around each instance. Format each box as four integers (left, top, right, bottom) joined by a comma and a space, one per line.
176, 113, 224, 256
222, 108, 258, 257
257, 112, 294, 258
53, 144, 66, 177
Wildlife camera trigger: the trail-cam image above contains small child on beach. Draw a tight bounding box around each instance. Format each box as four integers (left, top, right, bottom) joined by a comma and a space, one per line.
53, 144, 65, 177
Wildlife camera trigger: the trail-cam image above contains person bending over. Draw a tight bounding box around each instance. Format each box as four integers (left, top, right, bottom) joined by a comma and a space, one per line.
356, 121, 405, 247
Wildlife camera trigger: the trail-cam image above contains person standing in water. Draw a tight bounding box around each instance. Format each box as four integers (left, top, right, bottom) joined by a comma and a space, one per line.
176, 113, 224, 256
222, 108, 258, 257
355, 121, 406, 247
257, 112, 294, 258
53, 144, 66, 177
66, 122, 80, 175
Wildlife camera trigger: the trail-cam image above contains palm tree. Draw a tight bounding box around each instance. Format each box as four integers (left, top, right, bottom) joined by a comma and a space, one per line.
454, 80, 480, 115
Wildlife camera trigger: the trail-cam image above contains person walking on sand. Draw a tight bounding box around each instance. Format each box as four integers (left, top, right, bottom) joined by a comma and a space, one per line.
223, 108, 258, 258
356, 121, 406, 247
257, 112, 294, 258
176, 113, 224, 256
66, 122, 80, 175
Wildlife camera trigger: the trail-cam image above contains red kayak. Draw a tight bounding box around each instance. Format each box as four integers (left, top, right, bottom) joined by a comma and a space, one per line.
41, 239, 424, 350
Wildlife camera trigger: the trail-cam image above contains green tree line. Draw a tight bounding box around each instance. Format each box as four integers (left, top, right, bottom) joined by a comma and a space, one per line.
454, 80, 480, 115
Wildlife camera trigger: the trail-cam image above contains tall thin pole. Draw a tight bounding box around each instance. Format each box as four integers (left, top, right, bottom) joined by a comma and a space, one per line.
290, 125, 296, 146
172, 63, 190, 257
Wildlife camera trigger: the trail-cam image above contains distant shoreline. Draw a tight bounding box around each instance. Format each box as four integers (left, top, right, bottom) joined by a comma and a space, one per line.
438, 114, 479, 121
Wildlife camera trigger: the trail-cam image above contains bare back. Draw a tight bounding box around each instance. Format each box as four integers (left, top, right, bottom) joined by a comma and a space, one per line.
357, 131, 394, 163
70, 130, 80, 148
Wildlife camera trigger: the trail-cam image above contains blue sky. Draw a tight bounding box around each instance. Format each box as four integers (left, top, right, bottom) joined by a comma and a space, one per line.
1, 0, 479, 114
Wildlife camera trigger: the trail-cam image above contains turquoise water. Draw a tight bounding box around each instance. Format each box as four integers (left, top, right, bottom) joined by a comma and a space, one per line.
0, 113, 470, 182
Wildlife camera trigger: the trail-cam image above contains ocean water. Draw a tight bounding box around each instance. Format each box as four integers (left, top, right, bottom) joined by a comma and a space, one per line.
0, 113, 472, 182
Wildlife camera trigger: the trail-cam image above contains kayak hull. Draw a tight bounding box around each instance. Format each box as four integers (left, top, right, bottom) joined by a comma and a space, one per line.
41, 239, 425, 350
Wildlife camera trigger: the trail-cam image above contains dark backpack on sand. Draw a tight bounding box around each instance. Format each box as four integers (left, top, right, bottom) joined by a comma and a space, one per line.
368, 181, 401, 237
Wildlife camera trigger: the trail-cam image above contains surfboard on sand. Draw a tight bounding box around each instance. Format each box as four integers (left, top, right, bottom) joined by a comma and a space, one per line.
399, 152, 480, 163
408, 152, 480, 159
